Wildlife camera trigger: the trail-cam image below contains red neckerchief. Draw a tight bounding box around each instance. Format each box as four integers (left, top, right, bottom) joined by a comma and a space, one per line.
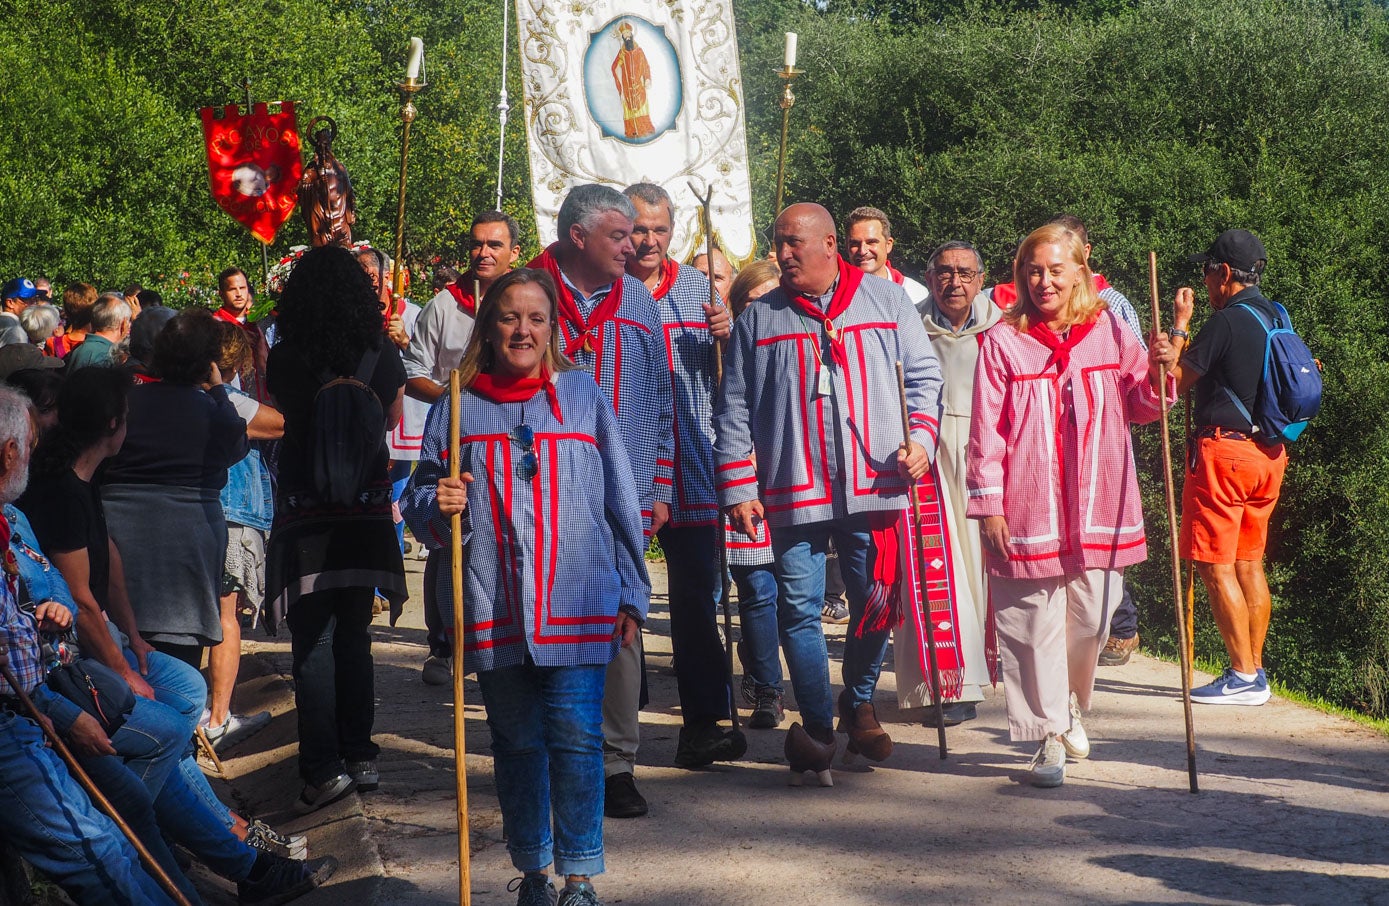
528, 244, 624, 358
786, 257, 864, 370
884, 260, 906, 286
648, 258, 678, 301
444, 280, 477, 317
468, 368, 563, 423
213, 307, 245, 326
1027, 315, 1099, 373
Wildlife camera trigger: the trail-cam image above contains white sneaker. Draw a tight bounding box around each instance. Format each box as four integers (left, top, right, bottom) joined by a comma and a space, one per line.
1029, 734, 1066, 788
1061, 692, 1090, 759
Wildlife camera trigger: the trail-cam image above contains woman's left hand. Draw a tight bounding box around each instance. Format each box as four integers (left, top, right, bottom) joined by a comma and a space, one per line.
436, 474, 473, 516
613, 610, 640, 648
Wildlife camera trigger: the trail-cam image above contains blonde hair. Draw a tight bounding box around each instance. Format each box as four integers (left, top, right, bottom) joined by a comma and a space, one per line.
1006, 223, 1104, 332
456, 268, 574, 386
727, 259, 781, 319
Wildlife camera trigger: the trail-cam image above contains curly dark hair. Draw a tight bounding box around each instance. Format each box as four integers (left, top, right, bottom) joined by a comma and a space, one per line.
32, 366, 130, 480
152, 308, 221, 385
274, 245, 383, 374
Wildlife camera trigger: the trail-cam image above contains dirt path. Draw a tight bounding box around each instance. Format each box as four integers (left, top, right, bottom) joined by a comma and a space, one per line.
226, 557, 1389, 906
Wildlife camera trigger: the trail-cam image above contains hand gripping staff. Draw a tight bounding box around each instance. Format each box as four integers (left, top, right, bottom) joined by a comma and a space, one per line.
1148, 251, 1199, 794
0, 661, 195, 906
895, 362, 948, 759
448, 368, 474, 903
689, 181, 745, 745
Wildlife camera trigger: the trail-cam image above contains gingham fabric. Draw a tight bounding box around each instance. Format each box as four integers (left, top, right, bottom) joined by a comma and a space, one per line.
654, 262, 721, 527
401, 371, 651, 672
388, 302, 430, 460
966, 309, 1166, 579
0, 516, 43, 696
724, 514, 773, 566
1098, 281, 1146, 347
714, 272, 944, 527
552, 270, 674, 531
402, 286, 477, 386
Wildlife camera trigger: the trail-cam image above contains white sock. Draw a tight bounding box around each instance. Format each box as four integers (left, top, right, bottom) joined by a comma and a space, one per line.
1233, 669, 1258, 683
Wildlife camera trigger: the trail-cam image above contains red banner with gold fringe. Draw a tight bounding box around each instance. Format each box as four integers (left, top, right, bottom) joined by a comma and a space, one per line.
199, 101, 302, 243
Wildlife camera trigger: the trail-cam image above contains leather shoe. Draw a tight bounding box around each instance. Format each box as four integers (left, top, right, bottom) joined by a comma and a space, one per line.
674, 720, 747, 768
603, 772, 647, 819
923, 701, 978, 728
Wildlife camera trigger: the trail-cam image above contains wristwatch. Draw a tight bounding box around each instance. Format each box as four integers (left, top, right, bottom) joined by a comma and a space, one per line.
1169, 327, 1190, 341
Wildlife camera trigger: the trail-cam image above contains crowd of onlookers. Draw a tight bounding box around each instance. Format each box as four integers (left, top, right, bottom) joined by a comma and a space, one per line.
0, 270, 344, 904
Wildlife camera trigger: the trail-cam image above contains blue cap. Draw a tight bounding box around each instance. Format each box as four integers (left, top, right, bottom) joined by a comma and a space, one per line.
1, 278, 37, 301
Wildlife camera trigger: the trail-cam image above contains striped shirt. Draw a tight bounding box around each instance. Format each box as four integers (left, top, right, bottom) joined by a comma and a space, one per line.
401, 371, 651, 672
714, 271, 944, 527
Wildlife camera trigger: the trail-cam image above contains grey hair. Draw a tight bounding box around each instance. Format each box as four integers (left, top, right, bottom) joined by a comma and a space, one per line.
19, 304, 60, 345
558, 184, 636, 241
91, 292, 133, 332
0, 385, 31, 450
622, 182, 675, 222
927, 240, 985, 273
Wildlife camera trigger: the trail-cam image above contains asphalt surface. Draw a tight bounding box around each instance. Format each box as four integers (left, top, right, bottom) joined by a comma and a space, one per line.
215, 556, 1389, 906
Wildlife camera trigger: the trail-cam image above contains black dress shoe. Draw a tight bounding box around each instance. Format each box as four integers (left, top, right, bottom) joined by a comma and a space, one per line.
674, 721, 748, 768
604, 772, 648, 818
923, 701, 978, 728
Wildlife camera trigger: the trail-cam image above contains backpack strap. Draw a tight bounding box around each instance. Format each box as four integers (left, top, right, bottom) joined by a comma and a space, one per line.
1218, 302, 1272, 430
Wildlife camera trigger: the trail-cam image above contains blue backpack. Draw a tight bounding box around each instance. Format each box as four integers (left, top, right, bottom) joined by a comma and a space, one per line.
1222, 300, 1321, 443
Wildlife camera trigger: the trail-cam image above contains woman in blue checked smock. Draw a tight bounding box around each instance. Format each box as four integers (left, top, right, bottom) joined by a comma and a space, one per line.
402, 268, 649, 906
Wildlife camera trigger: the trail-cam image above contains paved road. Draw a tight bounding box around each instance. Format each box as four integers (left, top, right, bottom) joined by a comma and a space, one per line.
220, 556, 1389, 906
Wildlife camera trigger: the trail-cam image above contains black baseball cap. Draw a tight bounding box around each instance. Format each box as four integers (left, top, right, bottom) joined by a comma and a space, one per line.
1188, 229, 1267, 272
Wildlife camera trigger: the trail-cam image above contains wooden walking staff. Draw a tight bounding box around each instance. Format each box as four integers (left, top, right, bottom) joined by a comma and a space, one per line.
0, 663, 195, 906
895, 362, 948, 759
1183, 391, 1197, 690
690, 181, 744, 741
448, 368, 473, 904
1148, 251, 1199, 794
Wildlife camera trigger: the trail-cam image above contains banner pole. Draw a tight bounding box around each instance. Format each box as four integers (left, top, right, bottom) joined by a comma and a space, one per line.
242, 77, 272, 293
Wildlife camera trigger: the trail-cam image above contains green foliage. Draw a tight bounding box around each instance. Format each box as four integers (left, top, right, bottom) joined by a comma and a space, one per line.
737, 0, 1389, 714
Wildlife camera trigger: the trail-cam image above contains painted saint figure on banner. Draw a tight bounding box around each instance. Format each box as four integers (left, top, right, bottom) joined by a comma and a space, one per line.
611, 21, 654, 139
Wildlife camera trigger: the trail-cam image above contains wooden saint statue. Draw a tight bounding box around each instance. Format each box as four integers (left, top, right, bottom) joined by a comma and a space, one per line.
298, 116, 356, 247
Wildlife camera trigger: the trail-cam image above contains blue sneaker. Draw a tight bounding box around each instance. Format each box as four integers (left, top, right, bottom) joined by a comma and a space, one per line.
1191, 667, 1270, 706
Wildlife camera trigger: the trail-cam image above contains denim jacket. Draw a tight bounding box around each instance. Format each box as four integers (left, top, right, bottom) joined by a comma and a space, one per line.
219, 388, 273, 531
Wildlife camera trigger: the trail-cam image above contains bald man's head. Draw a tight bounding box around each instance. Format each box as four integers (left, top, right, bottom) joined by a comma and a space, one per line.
774, 203, 839, 296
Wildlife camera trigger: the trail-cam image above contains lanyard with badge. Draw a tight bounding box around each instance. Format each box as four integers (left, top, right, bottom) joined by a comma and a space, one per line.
796, 310, 835, 398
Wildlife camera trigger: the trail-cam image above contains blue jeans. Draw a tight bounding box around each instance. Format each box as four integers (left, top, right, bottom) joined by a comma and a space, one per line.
288, 586, 379, 783
0, 712, 176, 906
657, 524, 729, 724
1108, 583, 1138, 639
772, 513, 886, 729
732, 564, 781, 691
390, 460, 412, 553
477, 661, 605, 878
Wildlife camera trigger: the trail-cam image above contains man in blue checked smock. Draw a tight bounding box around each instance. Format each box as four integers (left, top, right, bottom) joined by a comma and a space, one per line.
526, 184, 674, 820
715, 203, 944, 783
621, 182, 746, 774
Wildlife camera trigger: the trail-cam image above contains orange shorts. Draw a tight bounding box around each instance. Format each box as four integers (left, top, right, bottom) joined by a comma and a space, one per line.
1180, 434, 1287, 564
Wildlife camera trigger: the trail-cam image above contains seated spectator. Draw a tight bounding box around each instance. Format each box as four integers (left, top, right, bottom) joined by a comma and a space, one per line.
48, 282, 97, 358
19, 303, 60, 347
65, 292, 132, 370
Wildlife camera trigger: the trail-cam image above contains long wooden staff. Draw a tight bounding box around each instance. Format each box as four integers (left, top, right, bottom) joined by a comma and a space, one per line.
448, 368, 473, 904
895, 362, 948, 759
689, 181, 742, 740
0, 663, 194, 906
1148, 252, 1199, 794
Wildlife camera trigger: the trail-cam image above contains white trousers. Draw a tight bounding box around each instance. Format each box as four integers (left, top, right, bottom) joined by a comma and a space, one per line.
991, 568, 1123, 742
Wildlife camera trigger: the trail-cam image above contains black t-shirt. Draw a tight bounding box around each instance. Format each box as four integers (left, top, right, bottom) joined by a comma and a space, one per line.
1183, 286, 1280, 431
18, 471, 111, 611
266, 340, 406, 497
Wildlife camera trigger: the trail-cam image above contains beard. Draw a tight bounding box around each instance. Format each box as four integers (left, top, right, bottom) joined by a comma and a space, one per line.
0, 458, 29, 506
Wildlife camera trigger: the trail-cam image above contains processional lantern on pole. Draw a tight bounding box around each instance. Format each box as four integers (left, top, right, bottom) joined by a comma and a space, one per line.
392, 37, 427, 302
774, 32, 803, 216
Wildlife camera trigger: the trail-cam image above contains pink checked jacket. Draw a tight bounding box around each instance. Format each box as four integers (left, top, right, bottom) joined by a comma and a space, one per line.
965, 309, 1164, 579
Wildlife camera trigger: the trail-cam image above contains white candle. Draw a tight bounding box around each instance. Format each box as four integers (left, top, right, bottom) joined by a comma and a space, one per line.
783, 32, 798, 69
406, 37, 424, 80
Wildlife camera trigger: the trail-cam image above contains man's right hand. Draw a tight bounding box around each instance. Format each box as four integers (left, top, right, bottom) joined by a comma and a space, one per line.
980, 515, 1011, 559
65, 711, 117, 757
122, 666, 156, 701
726, 500, 765, 540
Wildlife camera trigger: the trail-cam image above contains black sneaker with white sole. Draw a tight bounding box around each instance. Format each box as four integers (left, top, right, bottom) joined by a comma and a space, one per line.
293, 773, 355, 814
237, 852, 338, 905
245, 819, 308, 860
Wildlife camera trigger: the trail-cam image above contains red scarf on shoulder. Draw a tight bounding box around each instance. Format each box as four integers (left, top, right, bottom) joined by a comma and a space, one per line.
786, 257, 864, 370
528, 244, 624, 358
1027, 315, 1099, 373
649, 258, 678, 301
884, 260, 906, 286
444, 281, 477, 317
468, 368, 562, 423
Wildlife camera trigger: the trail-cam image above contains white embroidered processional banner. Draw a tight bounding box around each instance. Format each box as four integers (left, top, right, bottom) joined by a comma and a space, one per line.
516, 0, 757, 264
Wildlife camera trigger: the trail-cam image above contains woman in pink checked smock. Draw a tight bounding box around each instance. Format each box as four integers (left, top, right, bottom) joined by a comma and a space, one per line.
966, 223, 1169, 789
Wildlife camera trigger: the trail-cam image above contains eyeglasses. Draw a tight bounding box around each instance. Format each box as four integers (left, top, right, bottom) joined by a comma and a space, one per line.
510, 424, 537, 481
1202, 260, 1224, 275
931, 267, 980, 283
